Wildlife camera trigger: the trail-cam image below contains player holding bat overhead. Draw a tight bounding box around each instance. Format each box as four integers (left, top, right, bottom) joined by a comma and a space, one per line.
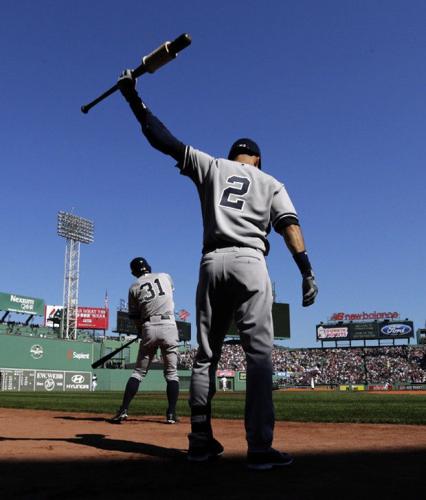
117, 72, 318, 470
110, 257, 180, 424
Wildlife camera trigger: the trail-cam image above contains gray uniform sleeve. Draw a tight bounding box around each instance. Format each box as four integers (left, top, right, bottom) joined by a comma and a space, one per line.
178, 146, 215, 185
165, 273, 175, 291
128, 286, 139, 320
271, 185, 299, 233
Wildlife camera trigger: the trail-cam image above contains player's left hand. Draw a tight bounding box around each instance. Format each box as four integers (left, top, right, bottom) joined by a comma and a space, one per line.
117, 69, 137, 99
302, 273, 318, 307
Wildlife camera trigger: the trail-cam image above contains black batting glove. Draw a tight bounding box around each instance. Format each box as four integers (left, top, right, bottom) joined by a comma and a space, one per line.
302, 273, 318, 307
117, 69, 138, 101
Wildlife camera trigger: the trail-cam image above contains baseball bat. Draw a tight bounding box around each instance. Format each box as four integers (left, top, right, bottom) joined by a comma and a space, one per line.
81, 33, 191, 114
91, 337, 138, 369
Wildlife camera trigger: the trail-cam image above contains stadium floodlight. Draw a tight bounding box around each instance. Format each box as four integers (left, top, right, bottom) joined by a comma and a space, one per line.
57, 211, 94, 244
57, 211, 94, 340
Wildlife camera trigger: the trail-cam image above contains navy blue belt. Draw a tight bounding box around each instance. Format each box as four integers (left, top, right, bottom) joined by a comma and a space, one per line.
142, 314, 173, 324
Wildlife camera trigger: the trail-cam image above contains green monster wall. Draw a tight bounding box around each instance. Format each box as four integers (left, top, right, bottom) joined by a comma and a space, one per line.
0, 334, 245, 392
0, 334, 96, 371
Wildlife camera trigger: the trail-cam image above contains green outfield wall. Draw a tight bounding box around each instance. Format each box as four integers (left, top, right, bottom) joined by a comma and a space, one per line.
0, 334, 96, 371
94, 369, 192, 391
0, 334, 246, 392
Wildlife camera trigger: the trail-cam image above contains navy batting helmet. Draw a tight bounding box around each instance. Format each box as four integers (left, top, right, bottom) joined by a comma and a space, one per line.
130, 257, 152, 277
228, 138, 261, 169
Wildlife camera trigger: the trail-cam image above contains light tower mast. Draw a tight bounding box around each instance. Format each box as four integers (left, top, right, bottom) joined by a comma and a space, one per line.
57, 211, 94, 339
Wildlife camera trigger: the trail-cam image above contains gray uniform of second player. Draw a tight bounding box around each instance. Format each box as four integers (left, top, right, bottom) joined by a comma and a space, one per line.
180, 146, 298, 451
128, 272, 179, 383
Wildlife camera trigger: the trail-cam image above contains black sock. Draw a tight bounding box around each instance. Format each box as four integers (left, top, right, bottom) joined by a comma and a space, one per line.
121, 376, 140, 410
166, 380, 179, 414
190, 404, 212, 436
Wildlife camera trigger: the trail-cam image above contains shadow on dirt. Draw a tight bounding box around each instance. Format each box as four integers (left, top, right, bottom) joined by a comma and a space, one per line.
0, 444, 424, 500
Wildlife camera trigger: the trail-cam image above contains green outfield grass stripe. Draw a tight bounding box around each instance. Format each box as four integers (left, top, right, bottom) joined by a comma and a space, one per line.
0, 391, 425, 425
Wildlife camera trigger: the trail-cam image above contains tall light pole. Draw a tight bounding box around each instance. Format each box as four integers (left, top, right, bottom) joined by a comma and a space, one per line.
57, 211, 94, 339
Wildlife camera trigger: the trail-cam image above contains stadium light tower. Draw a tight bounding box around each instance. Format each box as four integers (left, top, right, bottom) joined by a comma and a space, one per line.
57, 211, 94, 340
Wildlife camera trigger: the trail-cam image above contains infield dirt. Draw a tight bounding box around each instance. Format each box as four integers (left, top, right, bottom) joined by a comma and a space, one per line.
0, 408, 424, 499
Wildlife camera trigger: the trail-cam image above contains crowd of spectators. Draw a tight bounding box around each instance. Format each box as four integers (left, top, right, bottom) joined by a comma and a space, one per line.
177, 344, 426, 385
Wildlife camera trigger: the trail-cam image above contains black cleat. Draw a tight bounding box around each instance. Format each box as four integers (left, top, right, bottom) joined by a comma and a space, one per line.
166, 413, 179, 424
187, 436, 224, 462
109, 408, 128, 424
247, 448, 294, 470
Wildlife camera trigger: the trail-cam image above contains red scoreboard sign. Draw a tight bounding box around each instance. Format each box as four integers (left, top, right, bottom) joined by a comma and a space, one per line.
77, 307, 109, 330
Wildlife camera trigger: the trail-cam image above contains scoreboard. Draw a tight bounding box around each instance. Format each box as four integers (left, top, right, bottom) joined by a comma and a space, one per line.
316, 320, 414, 342
227, 302, 290, 339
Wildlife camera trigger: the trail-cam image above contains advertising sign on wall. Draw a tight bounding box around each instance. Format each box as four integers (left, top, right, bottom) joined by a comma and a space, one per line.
77, 307, 109, 330
0, 292, 44, 315
216, 370, 235, 377
330, 311, 400, 321
0, 368, 92, 392
44, 305, 109, 330
379, 321, 413, 339
316, 325, 350, 339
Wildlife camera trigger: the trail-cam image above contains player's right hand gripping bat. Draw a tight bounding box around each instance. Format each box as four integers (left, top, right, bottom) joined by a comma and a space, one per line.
81, 33, 191, 114
91, 337, 138, 369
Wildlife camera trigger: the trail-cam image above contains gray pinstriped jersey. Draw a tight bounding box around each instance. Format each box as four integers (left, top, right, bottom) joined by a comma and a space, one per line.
128, 273, 175, 321
178, 146, 298, 255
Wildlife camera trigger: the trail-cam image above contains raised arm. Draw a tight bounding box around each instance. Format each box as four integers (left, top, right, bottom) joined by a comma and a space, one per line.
117, 70, 186, 163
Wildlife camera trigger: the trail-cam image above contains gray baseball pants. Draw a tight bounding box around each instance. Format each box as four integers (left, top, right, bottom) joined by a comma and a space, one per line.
189, 247, 275, 452
133, 319, 179, 382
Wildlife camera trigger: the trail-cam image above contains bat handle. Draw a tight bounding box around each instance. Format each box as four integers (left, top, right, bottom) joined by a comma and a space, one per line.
81, 83, 119, 114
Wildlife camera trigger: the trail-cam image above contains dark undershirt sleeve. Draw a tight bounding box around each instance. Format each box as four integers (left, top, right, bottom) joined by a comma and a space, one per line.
273, 215, 300, 233
126, 91, 186, 163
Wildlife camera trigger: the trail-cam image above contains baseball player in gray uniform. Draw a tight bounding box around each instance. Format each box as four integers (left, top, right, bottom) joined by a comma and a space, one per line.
117, 72, 318, 469
111, 257, 180, 424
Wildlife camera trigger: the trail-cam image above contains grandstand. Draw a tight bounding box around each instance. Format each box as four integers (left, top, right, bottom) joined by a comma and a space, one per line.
178, 344, 426, 387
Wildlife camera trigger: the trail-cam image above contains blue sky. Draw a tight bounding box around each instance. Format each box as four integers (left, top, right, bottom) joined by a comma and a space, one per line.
1, 0, 425, 347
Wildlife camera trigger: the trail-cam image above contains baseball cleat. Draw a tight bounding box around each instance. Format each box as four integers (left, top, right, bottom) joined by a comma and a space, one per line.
109, 408, 128, 424
187, 437, 224, 462
166, 413, 179, 424
247, 449, 294, 470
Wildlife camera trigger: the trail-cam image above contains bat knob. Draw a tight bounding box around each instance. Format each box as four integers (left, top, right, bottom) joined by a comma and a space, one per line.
81, 105, 90, 114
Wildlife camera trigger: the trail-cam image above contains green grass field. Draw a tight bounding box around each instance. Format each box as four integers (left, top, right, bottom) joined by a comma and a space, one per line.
1, 390, 425, 425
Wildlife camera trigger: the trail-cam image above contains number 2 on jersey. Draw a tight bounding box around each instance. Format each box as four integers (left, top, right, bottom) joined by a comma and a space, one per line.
219, 176, 251, 210
140, 278, 165, 301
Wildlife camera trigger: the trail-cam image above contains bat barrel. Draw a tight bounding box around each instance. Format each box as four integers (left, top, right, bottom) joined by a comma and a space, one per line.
168, 33, 192, 55
139, 33, 191, 75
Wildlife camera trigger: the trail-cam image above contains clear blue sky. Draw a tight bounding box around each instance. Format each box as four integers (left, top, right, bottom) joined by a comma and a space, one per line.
1, 0, 425, 347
